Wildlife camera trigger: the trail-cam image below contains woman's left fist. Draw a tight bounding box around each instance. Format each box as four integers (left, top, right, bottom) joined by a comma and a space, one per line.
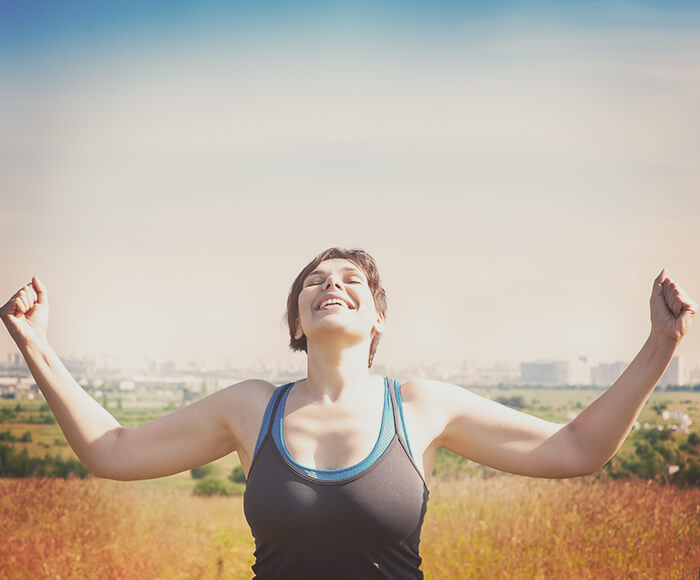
650, 269, 696, 342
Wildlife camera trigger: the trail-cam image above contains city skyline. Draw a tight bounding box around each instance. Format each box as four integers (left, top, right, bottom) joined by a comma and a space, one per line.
2, 2, 699, 371
3, 349, 698, 391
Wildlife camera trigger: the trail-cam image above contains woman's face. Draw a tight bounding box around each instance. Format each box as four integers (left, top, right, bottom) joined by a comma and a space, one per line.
295, 258, 384, 346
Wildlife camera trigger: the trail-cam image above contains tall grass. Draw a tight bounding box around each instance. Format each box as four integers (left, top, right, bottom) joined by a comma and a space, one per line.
0, 478, 254, 579
1, 476, 697, 579
422, 476, 700, 579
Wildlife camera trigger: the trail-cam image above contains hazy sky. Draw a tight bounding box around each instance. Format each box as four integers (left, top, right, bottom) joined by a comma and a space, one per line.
1, 1, 699, 372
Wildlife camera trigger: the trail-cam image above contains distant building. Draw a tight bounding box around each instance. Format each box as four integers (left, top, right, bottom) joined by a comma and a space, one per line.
5, 353, 22, 369
686, 365, 700, 385
520, 357, 590, 386
161, 361, 176, 375
659, 356, 684, 387
119, 380, 136, 391
591, 361, 628, 387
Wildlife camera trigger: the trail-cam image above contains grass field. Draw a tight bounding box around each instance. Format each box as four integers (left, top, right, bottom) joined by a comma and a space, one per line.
1, 476, 698, 579
1, 389, 699, 578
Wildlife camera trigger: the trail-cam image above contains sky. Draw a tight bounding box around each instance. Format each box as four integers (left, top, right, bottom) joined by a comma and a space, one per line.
1, 1, 699, 374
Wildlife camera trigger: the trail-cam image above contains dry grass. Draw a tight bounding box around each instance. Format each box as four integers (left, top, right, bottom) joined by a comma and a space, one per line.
422, 476, 700, 579
1, 476, 698, 579
0, 478, 254, 579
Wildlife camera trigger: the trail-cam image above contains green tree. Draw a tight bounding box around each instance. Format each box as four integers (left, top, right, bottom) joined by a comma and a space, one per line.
229, 465, 246, 483
190, 464, 214, 479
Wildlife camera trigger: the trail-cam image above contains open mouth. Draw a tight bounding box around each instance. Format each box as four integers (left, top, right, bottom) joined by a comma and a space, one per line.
316, 297, 355, 310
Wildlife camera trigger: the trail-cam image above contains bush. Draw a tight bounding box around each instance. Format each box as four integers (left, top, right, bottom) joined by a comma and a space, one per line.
601, 429, 700, 485
494, 395, 527, 410
0, 430, 32, 443
26, 413, 56, 425
0, 443, 88, 478
0, 409, 16, 421
192, 477, 244, 497
229, 465, 246, 484
190, 464, 213, 479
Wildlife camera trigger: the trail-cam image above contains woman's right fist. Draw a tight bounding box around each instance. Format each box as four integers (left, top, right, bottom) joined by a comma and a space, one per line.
0, 276, 49, 347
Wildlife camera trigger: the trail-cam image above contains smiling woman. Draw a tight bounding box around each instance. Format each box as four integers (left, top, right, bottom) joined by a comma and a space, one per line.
0, 247, 696, 580
286, 247, 387, 368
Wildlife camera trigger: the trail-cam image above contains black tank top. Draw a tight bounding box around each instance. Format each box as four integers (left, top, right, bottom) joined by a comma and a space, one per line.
243, 378, 430, 579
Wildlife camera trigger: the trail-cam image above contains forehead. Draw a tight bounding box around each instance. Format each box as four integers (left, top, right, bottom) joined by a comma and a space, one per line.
306, 258, 366, 278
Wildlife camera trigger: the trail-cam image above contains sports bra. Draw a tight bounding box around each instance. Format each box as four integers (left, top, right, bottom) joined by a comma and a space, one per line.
243, 378, 430, 579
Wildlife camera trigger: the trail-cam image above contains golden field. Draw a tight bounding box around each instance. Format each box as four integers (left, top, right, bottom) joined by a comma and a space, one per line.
1, 476, 698, 579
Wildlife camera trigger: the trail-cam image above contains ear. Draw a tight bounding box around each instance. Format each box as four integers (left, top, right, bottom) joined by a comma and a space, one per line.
294, 319, 304, 341
372, 311, 385, 335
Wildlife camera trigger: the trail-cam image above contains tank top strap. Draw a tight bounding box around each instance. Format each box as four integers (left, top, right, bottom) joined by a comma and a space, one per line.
251, 382, 295, 463
387, 378, 415, 462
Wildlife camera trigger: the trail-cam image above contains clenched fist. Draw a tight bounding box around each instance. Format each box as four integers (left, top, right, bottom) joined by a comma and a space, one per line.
1, 276, 49, 347
650, 269, 696, 343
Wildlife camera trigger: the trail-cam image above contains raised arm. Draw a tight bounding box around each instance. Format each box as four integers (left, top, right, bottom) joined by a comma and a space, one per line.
0, 277, 271, 481
416, 269, 696, 479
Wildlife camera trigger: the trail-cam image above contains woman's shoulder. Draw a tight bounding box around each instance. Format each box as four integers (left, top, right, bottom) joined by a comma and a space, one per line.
394, 377, 476, 416
390, 378, 471, 455
395, 377, 460, 399
218, 378, 279, 406
199, 379, 280, 428
213, 379, 283, 457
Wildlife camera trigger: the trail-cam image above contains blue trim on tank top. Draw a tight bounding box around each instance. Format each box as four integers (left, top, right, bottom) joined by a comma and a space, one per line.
251, 378, 415, 480
252, 383, 289, 461
393, 380, 414, 460
272, 377, 394, 481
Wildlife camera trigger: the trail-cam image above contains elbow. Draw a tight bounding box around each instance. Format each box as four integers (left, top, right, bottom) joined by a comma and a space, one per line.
562, 422, 618, 477
89, 464, 130, 481
85, 427, 131, 480
82, 457, 126, 480
565, 451, 613, 478
553, 430, 612, 478
89, 461, 142, 481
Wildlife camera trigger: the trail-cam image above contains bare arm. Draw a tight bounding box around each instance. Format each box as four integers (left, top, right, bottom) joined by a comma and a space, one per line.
1, 277, 268, 481
425, 270, 696, 478
564, 270, 695, 472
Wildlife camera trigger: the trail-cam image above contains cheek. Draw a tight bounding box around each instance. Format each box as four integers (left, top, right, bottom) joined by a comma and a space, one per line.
297, 292, 314, 320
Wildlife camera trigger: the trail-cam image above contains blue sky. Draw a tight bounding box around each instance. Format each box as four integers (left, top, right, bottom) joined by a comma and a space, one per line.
1, 1, 699, 373
3, 1, 700, 56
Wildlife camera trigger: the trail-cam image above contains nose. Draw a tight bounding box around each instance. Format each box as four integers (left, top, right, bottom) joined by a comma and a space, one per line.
322, 274, 343, 291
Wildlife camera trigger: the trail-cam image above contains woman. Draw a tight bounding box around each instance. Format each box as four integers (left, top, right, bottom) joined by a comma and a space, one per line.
1, 247, 696, 579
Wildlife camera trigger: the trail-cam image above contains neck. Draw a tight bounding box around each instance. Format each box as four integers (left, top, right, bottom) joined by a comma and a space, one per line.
303, 338, 374, 401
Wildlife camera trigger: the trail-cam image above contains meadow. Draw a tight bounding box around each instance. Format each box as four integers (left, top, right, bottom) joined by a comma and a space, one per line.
1, 389, 699, 578
1, 476, 698, 579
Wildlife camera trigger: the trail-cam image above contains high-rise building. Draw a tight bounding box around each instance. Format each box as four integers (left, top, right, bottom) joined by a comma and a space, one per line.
520, 357, 590, 386
591, 361, 628, 387
659, 356, 684, 387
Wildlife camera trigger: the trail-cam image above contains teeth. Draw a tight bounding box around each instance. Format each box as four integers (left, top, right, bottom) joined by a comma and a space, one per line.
320, 298, 350, 309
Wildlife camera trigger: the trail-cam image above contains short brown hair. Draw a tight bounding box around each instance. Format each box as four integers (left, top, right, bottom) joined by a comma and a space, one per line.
286, 248, 387, 368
